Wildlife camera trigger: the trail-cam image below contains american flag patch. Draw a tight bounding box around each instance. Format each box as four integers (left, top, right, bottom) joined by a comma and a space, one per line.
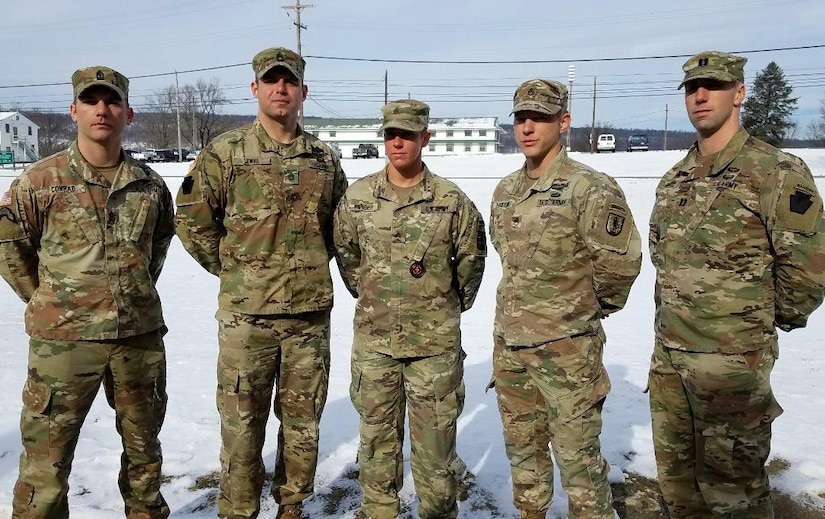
0, 190, 11, 206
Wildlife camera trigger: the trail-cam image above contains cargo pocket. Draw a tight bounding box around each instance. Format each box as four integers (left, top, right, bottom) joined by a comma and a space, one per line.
216, 363, 240, 433
20, 379, 52, 451
349, 358, 364, 420
556, 370, 610, 424
13, 480, 35, 507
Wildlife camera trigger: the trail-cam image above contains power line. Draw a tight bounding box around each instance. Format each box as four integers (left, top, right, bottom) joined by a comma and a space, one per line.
2, 43, 824, 90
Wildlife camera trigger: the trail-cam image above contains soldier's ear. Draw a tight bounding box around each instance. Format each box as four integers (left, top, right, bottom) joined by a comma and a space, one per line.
733, 82, 746, 107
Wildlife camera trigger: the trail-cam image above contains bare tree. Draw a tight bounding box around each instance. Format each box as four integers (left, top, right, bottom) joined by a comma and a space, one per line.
24, 110, 74, 157
142, 85, 178, 148
807, 96, 825, 147
181, 78, 229, 149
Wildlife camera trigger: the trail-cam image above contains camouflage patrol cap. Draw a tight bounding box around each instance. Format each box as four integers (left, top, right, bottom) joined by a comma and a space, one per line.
253, 47, 305, 81
679, 51, 747, 89
380, 99, 430, 132
511, 79, 568, 116
71, 66, 129, 101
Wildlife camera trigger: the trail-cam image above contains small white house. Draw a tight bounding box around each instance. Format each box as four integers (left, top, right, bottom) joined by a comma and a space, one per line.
0, 112, 40, 163
305, 117, 501, 158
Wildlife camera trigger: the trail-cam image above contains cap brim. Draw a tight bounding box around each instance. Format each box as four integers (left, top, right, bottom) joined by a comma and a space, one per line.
510, 101, 562, 116
76, 81, 127, 100
380, 121, 426, 132
678, 71, 740, 90
257, 63, 302, 81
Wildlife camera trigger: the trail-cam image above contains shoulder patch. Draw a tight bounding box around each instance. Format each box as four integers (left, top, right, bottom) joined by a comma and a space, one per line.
175, 174, 205, 207
591, 195, 633, 253
0, 190, 11, 206
0, 206, 24, 242
775, 171, 821, 234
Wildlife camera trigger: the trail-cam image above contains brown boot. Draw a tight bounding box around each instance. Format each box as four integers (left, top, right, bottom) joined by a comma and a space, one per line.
276, 503, 305, 519
519, 510, 546, 519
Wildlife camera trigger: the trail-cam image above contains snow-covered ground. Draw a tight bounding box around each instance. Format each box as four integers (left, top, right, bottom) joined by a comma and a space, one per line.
2, 149, 825, 518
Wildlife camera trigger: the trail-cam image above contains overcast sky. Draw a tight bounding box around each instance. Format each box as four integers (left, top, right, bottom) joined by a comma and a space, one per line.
4, 0, 825, 133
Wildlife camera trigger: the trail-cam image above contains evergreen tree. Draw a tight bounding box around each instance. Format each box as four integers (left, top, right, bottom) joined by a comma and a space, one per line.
741, 62, 798, 146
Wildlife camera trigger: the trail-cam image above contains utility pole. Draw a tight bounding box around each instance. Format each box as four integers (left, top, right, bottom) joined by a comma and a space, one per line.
384, 71, 388, 105
589, 76, 597, 154
175, 71, 182, 162
283, 0, 314, 127
663, 104, 669, 151
282, 0, 314, 56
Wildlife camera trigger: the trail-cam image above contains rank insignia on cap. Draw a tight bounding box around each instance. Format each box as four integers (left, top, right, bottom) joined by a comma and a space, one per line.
606, 212, 625, 236
698, 58, 709, 66
790, 189, 814, 215
96, 70, 104, 80
410, 260, 426, 278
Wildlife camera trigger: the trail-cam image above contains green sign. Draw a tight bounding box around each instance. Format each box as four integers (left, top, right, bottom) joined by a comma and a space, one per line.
0, 151, 12, 164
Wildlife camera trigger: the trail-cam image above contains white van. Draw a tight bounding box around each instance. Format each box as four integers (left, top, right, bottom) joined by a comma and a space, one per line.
596, 133, 616, 153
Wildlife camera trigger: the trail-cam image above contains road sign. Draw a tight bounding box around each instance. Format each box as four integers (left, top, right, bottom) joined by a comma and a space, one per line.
0, 151, 13, 164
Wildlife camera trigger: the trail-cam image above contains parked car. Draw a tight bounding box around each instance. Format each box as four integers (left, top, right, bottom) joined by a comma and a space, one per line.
352, 143, 379, 159
596, 133, 616, 153
146, 149, 176, 162
626, 134, 649, 152
185, 150, 200, 161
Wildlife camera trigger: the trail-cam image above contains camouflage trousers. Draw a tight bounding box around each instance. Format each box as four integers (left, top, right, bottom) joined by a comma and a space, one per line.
493, 333, 614, 519
12, 330, 169, 519
215, 309, 330, 519
350, 346, 466, 519
648, 341, 783, 518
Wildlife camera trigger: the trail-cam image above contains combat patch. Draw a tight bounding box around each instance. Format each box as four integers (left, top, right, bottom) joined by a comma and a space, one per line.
0, 206, 24, 241
592, 197, 632, 253
775, 172, 821, 234
0, 190, 10, 206
175, 174, 205, 207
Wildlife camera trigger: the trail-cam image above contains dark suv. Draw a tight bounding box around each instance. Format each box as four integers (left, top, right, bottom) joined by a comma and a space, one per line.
352, 143, 379, 159
626, 134, 649, 152
146, 149, 177, 162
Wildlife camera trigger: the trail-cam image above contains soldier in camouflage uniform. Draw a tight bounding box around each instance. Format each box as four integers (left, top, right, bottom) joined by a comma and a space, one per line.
0, 67, 175, 518
490, 79, 642, 519
649, 51, 825, 518
174, 47, 347, 519
333, 99, 486, 519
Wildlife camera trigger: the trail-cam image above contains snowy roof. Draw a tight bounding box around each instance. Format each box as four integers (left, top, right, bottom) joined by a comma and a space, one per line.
305, 116, 499, 131
0, 112, 38, 128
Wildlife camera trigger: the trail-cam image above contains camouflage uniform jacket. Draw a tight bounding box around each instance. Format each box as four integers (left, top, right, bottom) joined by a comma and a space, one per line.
175, 119, 347, 315
0, 142, 175, 340
490, 150, 642, 346
333, 166, 486, 358
650, 128, 825, 354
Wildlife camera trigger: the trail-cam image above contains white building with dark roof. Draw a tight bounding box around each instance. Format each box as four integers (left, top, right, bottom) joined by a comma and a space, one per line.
305, 117, 501, 158
0, 112, 40, 163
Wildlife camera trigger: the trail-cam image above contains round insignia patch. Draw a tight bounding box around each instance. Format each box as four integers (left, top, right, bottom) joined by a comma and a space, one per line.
410, 261, 426, 278
526, 87, 536, 96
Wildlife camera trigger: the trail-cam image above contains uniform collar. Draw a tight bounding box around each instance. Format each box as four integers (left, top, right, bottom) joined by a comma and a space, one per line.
688, 127, 750, 177
374, 163, 435, 204
68, 140, 150, 190
508, 148, 567, 195
253, 118, 310, 158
